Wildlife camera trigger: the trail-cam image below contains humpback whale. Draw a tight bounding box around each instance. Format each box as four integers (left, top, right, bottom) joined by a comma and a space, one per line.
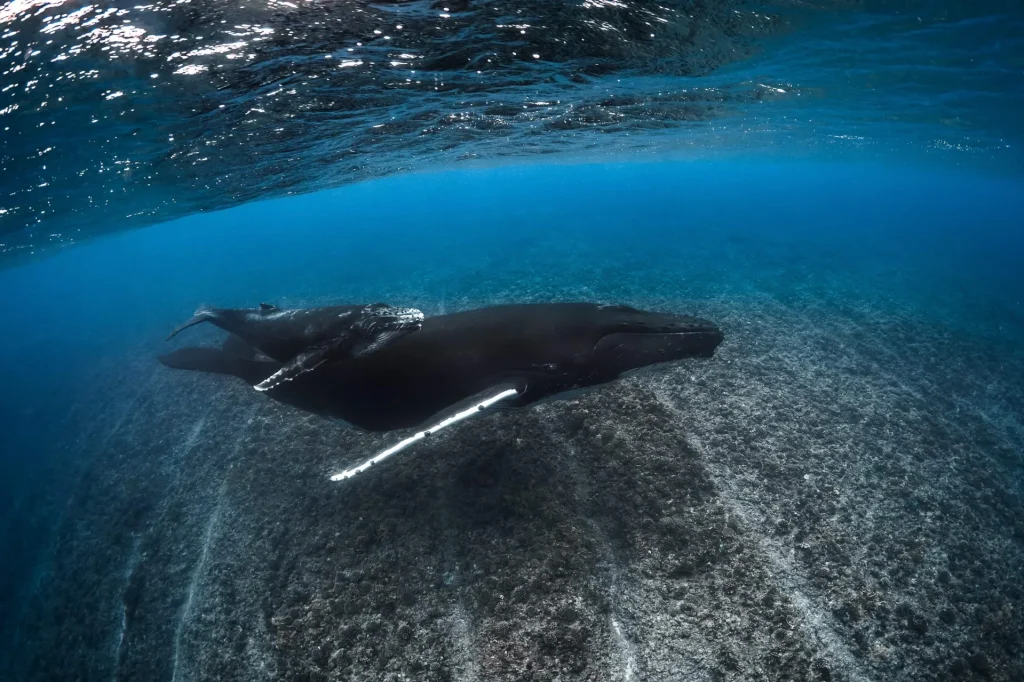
167, 302, 424, 390
160, 303, 724, 478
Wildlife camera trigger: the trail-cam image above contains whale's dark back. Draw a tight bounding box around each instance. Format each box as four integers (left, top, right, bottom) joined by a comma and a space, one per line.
211, 304, 367, 362
291, 303, 723, 431
162, 302, 723, 431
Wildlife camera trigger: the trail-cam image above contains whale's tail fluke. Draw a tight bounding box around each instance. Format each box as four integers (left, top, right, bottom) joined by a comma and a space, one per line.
166, 308, 217, 340
221, 334, 257, 360
158, 347, 276, 385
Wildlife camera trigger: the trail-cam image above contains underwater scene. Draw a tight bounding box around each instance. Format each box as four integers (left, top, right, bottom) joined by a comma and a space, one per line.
1, 1, 1023, 681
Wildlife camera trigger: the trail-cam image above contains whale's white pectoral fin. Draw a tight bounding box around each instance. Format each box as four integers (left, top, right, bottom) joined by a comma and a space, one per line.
254, 345, 333, 392
329, 387, 521, 482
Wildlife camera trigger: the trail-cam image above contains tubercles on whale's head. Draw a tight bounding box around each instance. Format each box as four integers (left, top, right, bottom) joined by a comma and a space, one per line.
360, 303, 425, 332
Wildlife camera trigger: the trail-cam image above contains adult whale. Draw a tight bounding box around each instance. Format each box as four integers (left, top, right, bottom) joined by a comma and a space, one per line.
167, 301, 424, 390
160, 302, 723, 431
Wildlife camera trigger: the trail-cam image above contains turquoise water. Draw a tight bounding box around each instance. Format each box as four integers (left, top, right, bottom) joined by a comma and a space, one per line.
2, 1, 1024, 680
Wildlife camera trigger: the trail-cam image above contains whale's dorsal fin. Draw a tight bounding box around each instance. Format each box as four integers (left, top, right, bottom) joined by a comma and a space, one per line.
259, 302, 279, 311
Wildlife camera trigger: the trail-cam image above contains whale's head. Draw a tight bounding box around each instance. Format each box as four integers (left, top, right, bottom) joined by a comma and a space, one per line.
590, 304, 724, 369
351, 303, 425, 354
506, 303, 723, 405
359, 303, 425, 331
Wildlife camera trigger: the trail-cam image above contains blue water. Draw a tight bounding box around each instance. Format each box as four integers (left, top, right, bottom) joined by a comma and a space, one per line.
3, 162, 1021, 421
2, 1, 1024, 680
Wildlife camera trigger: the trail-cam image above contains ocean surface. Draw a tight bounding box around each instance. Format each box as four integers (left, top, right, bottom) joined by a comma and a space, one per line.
1, 1, 1023, 681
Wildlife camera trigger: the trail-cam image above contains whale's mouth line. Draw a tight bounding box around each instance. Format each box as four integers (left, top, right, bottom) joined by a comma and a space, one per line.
662, 330, 718, 335
589, 327, 724, 349
606, 329, 722, 339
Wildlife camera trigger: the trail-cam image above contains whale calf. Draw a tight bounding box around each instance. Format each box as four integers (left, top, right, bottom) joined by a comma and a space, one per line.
167, 302, 424, 390
160, 302, 723, 430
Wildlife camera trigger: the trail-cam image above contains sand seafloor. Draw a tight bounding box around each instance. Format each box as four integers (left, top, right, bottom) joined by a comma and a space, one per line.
4, 290, 1024, 682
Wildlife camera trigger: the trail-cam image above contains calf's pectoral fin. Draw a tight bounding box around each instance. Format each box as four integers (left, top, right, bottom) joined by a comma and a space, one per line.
351, 329, 406, 357
254, 342, 337, 392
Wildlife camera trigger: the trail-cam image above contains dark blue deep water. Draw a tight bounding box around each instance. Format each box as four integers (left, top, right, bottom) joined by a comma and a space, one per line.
1, 2, 1023, 681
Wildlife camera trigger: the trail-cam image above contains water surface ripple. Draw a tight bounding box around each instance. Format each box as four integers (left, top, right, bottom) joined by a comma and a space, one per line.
0, 0, 1021, 260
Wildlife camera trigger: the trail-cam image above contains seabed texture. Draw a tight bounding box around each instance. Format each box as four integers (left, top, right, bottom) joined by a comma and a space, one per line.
2, 280, 1023, 682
